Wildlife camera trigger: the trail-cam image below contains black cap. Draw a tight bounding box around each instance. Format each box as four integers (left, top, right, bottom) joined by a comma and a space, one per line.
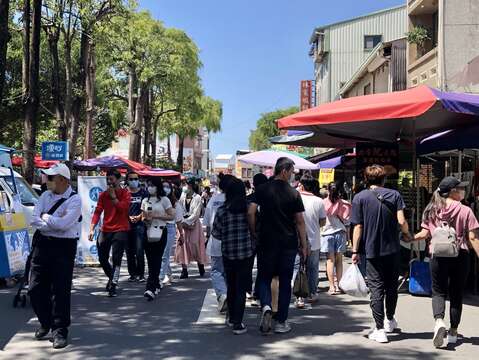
438, 176, 469, 196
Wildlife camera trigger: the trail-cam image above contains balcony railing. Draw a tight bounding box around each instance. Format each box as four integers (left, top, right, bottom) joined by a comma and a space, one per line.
408, 48, 438, 88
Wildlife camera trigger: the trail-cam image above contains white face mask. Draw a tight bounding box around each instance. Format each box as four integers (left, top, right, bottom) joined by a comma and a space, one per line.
163, 187, 171, 196
182, 186, 188, 193
148, 186, 157, 196
458, 189, 466, 201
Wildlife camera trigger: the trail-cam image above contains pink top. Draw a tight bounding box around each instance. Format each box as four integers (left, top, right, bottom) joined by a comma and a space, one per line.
421, 201, 479, 251
323, 198, 351, 222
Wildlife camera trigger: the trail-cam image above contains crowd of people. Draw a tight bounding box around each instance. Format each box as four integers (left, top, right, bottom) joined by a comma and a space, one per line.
26, 159, 479, 349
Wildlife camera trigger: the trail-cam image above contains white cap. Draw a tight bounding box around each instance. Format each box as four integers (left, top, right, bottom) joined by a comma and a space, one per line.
41, 163, 71, 180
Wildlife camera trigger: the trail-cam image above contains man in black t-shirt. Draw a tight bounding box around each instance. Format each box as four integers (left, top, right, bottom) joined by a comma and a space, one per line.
351, 165, 412, 344
126, 171, 149, 282
249, 158, 308, 335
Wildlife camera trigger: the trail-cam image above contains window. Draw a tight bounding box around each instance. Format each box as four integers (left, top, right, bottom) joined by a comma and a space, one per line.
364, 35, 382, 50
363, 83, 371, 95
1, 176, 39, 207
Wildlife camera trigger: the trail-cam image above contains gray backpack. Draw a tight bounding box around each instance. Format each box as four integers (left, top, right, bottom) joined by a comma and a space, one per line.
430, 222, 459, 258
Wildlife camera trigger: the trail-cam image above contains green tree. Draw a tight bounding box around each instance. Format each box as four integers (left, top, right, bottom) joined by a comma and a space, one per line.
249, 106, 299, 151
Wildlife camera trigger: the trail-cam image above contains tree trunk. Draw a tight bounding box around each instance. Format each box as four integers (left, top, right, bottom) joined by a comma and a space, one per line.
23, 0, 41, 184
0, 0, 10, 105
167, 135, 171, 161
127, 67, 137, 159
63, 37, 72, 136
47, 28, 66, 140
142, 88, 152, 164
83, 38, 96, 159
177, 136, 184, 171
151, 116, 158, 168
69, 30, 87, 162
129, 82, 147, 162
22, 0, 30, 101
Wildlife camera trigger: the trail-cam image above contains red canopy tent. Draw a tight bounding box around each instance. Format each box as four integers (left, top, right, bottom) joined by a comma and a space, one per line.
278, 85, 479, 145
11, 155, 59, 169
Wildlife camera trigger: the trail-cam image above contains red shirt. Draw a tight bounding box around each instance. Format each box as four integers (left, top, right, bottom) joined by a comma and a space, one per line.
92, 188, 131, 233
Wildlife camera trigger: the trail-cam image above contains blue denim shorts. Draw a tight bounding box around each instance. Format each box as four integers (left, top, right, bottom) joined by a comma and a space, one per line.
320, 232, 347, 254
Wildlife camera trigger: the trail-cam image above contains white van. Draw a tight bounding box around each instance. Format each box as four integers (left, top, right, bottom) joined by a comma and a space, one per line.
0, 167, 39, 227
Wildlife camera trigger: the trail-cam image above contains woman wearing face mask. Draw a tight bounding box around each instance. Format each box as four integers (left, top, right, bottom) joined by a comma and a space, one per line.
159, 181, 184, 286
175, 179, 208, 279
411, 176, 479, 348
141, 181, 175, 301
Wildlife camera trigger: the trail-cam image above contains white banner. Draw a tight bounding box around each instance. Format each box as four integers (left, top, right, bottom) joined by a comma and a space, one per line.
76, 176, 107, 265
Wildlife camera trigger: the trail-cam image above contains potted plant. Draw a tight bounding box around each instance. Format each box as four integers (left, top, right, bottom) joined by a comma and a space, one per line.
406, 26, 431, 58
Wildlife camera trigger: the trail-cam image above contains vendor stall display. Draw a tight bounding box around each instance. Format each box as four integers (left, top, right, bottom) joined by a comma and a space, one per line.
0, 145, 30, 279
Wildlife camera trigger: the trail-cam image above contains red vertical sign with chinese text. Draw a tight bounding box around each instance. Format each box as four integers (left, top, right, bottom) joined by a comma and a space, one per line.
300, 80, 313, 111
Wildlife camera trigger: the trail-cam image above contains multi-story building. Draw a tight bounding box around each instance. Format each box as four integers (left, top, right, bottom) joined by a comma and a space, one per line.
235, 150, 254, 181
407, 0, 479, 93
339, 38, 407, 98
213, 154, 235, 175
102, 128, 210, 175
309, 5, 407, 104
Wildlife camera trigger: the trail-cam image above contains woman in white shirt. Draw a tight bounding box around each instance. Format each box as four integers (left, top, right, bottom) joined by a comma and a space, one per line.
160, 181, 184, 286
141, 181, 175, 301
175, 179, 208, 279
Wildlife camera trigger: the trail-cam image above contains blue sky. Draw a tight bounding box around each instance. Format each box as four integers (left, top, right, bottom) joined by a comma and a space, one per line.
140, 0, 404, 157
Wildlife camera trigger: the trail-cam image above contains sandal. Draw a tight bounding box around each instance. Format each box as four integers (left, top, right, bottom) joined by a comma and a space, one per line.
327, 289, 338, 295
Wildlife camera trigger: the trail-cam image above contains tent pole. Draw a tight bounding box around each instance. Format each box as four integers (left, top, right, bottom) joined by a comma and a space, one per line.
458, 150, 463, 178
413, 120, 420, 232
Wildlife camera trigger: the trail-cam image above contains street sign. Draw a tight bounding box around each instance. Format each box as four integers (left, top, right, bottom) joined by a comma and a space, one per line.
41, 141, 69, 161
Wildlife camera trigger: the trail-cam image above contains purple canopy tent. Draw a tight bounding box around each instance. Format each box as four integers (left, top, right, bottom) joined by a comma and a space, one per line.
237, 150, 319, 170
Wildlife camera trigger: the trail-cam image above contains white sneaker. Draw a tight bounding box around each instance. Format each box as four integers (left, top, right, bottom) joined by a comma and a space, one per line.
161, 275, 172, 286
274, 321, 292, 334
218, 294, 227, 313
368, 328, 389, 343
260, 305, 273, 334
433, 319, 447, 348
295, 298, 305, 309
384, 318, 398, 333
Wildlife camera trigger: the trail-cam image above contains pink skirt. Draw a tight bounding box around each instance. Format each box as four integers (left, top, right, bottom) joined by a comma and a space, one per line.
174, 221, 208, 265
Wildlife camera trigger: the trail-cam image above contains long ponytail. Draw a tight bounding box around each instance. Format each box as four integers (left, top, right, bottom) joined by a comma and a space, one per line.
422, 189, 447, 223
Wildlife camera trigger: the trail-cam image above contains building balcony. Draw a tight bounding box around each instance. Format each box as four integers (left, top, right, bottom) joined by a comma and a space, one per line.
408, 47, 438, 88
408, 0, 438, 16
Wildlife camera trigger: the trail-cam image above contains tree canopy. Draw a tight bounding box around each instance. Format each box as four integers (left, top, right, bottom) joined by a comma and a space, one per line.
0, 0, 222, 179
249, 106, 299, 151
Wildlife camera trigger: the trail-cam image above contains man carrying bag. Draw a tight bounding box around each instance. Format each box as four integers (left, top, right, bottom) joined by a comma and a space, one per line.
29, 164, 82, 349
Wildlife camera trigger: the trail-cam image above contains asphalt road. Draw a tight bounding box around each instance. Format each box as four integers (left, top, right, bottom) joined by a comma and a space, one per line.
1, 262, 478, 360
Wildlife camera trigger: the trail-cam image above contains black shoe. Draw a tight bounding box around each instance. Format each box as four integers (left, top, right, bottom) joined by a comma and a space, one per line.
144, 290, 156, 301
34, 327, 50, 340
233, 323, 247, 335
108, 283, 118, 297
106, 280, 112, 292
180, 269, 188, 279
128, 276, 137, 282
198, 264, 205, 277
138, 276, 146, 283
52, 333, 68, 349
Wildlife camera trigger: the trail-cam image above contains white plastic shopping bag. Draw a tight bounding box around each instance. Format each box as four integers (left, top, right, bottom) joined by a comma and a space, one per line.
339, 264, 368, 297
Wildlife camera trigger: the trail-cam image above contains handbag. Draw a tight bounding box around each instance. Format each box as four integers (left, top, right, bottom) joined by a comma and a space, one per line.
293, 262, 310, 298
430, 221, 459, 258
147, 221, 166, 243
